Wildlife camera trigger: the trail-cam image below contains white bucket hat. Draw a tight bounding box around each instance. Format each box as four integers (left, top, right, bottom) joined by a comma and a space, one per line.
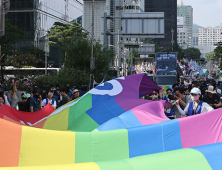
205, 86, 216, 94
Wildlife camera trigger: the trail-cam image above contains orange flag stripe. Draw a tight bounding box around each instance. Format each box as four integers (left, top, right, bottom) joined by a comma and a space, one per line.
0, 118, 22, 167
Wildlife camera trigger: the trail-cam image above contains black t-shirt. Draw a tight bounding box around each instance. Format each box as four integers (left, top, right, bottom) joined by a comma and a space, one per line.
203, 94, 220, 107
18, 101, 30, 112
61, 96, 70, 106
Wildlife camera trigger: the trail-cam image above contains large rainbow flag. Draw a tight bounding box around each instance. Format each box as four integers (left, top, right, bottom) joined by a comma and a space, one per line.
0, 104, 55, 127
20, 74, 162, 131
1, 74, 222, 170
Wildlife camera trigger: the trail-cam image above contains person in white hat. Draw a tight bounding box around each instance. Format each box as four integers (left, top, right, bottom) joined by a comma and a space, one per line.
203, 86, 221, 109
71, 89, 80, 100
42, 91, 57, 109
175, 87, 214, 116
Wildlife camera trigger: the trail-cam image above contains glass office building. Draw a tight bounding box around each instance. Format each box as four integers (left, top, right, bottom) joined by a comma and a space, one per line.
145, 0, 177, 51
6, 0, 83, 67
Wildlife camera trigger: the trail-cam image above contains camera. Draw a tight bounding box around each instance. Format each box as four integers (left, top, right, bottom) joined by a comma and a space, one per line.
168, 94, 179, 100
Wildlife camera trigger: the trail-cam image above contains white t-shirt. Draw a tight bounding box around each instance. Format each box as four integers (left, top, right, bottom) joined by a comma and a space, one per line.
42, 99, 57, 109
184, 102, 214, 114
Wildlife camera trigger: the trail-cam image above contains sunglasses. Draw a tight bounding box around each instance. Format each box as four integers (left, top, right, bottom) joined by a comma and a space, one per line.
152, 93, 158, 95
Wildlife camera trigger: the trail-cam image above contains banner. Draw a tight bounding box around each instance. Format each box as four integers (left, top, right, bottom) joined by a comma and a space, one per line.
156, 53, 177, 75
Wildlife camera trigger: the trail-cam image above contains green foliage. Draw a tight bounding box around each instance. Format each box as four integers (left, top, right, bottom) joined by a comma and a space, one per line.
65, 39, 114, 83
33, 68, 89, 91
205, 52, 216, 62
214, 43, 222, 69
48, 22, 87, 63
0, 19, 24, 56
214, 46, 222, 58
25, 48, 49, 68
184, 47, 201, 60
4, 52, 42, 68
172, 43, 185, 60
6, 21, 114, 89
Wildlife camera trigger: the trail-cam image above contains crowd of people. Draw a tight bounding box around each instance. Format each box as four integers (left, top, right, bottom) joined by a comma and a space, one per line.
0, 81, 86, 112
0, 77, 221, 119
146, 78, 222, 119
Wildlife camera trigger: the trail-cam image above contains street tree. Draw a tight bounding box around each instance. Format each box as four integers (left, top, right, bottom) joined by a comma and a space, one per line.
48, 22, 87, 65
4, 52, 42, 68
214, 45, 222, 59
173, 43, 185, 60
65, 38, 114, 83
0, 19, 24, 56
205, 52, 216, 62
184, 47, 201, 60
214, 42, 222, 69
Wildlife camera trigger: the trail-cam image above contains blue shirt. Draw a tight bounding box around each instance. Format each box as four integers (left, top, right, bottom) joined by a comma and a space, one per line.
30, 97, 40, 112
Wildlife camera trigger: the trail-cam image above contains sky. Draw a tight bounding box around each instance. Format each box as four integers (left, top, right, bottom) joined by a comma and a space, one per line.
77, 0, 222, 27
178, 0, 222, 27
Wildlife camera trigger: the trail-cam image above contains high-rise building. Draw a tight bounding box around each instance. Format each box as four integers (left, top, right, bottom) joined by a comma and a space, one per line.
6, 0, 83, 67
177, 16, 188, 49
83, 0, 144, 46
83, 0, 106, 45
193, 29, 199, 47
177, 1, 193, 47
83, 0, 144, 75
198, 24, 222, 46
144, 0, 177, 51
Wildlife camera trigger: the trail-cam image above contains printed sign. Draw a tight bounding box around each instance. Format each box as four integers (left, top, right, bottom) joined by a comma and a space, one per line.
156, 53, 177, 76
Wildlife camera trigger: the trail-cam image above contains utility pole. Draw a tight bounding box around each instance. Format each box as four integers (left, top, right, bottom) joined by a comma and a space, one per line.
117, 30, 120, 77
131, 48, 133, 75
89, 0, 94, 89
123, 0, 125, 12
171, 29, 174, 52
45, 34, 48, 75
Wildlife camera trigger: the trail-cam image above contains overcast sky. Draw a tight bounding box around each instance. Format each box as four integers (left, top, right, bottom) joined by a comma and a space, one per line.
178, 0, 222, 27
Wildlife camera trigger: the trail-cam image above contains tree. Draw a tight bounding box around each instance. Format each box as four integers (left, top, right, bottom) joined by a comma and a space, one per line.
214, 46, 222, 59
48, 21, 114, 84
25, 48, 49, 68
214, 43, 222, 69
4, 52, 42, 68
205, 52, 216, 62
172, 43, 185, 60
65, 38, 114, 83
0, 19, 24, 56
48, 22, 87, 65
184, 47, 201, 60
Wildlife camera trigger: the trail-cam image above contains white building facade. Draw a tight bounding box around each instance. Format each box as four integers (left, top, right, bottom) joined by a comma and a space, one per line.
177, 1, 193, 47
83, 0, 106, 44
198, 24, 222, 46
83, 0, 145, 76
177, 16, 188, 49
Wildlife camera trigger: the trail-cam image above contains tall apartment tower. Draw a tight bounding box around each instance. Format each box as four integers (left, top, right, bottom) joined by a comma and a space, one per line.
177, 1, 193, 47
144, 0, 177, 51
198, 24, 222, 46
